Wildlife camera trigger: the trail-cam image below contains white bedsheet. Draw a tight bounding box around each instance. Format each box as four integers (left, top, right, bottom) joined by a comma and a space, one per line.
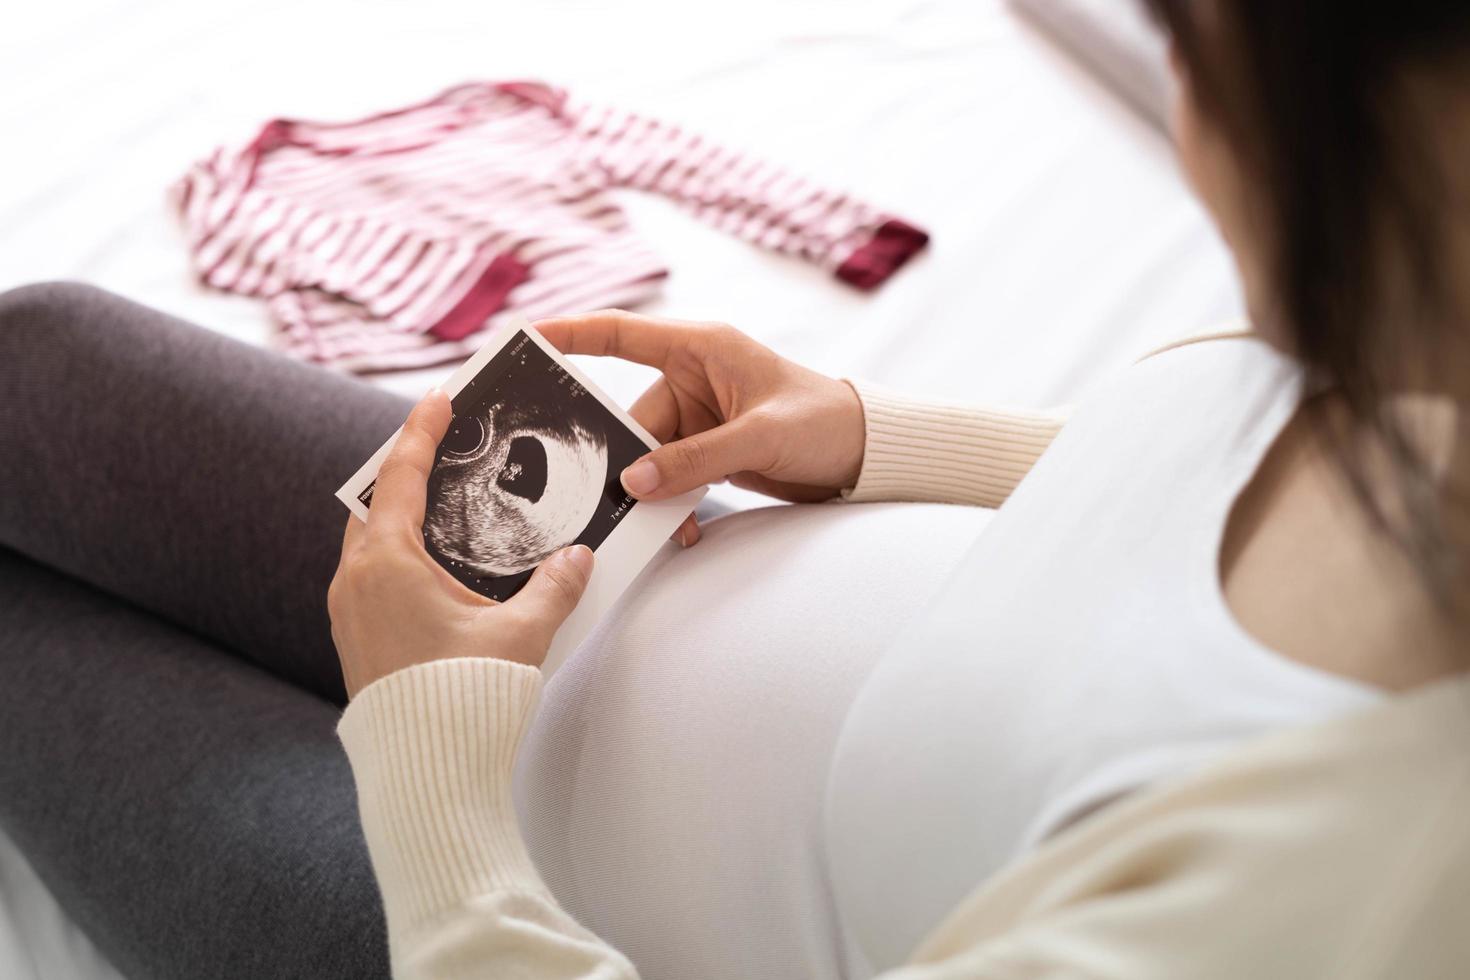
0, 1, 1242, 976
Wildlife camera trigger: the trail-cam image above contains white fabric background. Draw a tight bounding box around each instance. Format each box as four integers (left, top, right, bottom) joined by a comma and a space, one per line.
0, 0, 1243, 976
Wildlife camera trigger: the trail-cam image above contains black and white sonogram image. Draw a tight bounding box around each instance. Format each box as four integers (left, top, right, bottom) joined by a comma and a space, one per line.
358, 331, 647, 601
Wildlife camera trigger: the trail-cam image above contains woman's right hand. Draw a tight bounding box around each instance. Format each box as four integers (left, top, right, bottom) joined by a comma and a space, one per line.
534, 310, 867, 544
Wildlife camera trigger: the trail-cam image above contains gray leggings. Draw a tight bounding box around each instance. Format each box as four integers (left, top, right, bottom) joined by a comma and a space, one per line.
0, 282, 410, 978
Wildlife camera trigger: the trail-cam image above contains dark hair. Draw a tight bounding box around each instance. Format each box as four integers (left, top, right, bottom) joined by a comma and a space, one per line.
1140, 0, 1470, 600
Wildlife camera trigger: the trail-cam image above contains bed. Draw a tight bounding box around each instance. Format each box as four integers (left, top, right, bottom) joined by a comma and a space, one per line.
0, 0, 1243, 975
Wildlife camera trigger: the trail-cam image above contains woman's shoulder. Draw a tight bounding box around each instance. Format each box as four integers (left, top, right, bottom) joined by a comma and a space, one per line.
1222, 384, 1467, 693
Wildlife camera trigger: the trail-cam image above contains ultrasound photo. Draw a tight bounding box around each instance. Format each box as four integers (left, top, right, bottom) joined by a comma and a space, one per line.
355, 330, 648, 601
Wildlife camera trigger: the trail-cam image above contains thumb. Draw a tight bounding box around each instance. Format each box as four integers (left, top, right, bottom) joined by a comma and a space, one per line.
621, 417, 764, 500
510, 545, 595, 643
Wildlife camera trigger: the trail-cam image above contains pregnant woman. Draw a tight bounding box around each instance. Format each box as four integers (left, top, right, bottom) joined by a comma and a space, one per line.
2, 2, 1468, 978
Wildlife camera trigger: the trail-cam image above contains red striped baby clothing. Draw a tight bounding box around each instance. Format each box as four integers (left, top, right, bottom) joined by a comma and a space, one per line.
174, 81, 929, 373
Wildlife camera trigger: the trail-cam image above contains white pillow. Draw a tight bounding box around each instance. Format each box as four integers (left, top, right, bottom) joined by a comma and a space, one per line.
1010, 0, 1174, 129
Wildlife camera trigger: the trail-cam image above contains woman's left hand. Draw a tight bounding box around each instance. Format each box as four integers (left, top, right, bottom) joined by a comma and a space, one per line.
328, 390, 595, 699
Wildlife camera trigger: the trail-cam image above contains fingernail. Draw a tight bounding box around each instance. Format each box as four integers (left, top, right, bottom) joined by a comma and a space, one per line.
621, 459, 660, 496
562, 544, 594, 576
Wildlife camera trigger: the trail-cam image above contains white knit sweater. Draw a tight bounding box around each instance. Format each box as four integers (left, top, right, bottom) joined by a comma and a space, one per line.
338, 380, 1470, 979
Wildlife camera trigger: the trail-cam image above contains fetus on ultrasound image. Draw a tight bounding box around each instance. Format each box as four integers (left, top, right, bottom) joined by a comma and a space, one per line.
357, 331, 647, 601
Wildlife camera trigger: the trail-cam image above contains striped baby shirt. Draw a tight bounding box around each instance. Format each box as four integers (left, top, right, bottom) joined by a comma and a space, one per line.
175, 81, 929, 372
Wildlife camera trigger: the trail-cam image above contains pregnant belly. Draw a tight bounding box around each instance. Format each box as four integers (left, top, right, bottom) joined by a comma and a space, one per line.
512, 500, 992, 980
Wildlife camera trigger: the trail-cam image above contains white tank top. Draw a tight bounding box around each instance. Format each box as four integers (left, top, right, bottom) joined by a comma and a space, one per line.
824, 336, 1385, 975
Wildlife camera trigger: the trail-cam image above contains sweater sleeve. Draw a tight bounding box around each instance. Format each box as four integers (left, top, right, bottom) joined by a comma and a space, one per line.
337, 658, 641, 979
841, 379, 1070, 508
566, 101, 929, 290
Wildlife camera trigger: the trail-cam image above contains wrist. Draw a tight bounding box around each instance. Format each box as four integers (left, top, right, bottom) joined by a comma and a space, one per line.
836, 377, 867, 490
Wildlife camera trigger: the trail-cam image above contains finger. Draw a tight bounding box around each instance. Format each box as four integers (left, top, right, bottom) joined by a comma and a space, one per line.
619, 415, 767, 501
532, 309, 695, 369
670, 513, 701, 547
507, 544, 595, 642
629, 376, 680, 443
368, 390, 453, 537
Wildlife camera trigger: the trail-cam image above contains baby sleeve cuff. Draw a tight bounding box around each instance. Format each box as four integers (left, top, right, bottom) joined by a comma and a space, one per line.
834, 218, 930, 290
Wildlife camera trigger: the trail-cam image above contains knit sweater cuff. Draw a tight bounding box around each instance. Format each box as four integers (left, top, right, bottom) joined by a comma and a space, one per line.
337, 658, 547, 946
841, 379, 1069, 508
